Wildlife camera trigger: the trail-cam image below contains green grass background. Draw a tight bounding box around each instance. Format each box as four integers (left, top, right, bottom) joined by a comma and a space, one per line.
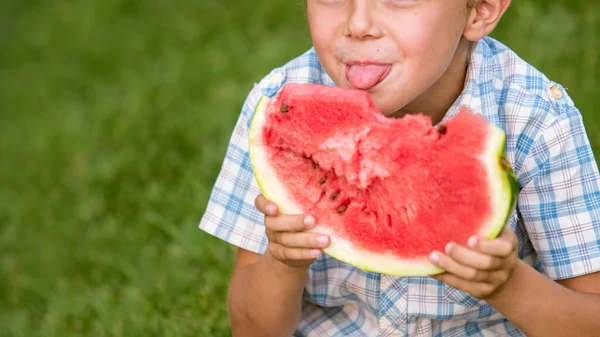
1, 0, 598, 336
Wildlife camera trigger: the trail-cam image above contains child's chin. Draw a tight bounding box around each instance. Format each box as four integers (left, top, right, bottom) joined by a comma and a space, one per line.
371, 93, 413, 117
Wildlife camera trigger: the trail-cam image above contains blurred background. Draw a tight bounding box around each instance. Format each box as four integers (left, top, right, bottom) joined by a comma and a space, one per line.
0, 0, 598, 336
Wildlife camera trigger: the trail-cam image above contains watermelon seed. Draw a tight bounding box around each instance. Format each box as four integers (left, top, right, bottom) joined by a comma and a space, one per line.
330, 191, 340, 200
438, 124, 447, 135
280, 104, 289, 113
312, 163, 319, 169
337, 199, 351, 213
319, 177, 327, 185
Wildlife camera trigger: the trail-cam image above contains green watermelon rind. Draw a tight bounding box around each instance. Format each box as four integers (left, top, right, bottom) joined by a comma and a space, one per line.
249, 93, 519, 276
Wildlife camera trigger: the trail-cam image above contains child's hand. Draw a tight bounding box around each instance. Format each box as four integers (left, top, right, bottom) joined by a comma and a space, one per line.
429, 226, 519, 300
255, 194, 330, 268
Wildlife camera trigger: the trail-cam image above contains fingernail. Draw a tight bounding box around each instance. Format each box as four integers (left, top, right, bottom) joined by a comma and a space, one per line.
304, 215, 315, 228
468, 236, 478, 248
445, 242, 455, 255
317, 236, 329, 247
430, 252, 440, 263
266, 204, 276, 214
311, 249, 321, 258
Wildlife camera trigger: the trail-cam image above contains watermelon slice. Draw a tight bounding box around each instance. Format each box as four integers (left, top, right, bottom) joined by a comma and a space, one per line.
248, 83, 518, 276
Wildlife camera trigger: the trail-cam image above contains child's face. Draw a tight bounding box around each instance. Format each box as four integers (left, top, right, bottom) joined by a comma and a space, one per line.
307, 0, 473, 116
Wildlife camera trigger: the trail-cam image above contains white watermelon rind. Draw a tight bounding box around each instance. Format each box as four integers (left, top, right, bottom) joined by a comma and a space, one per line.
249, 96, 304, 215
249, 93, 519, 276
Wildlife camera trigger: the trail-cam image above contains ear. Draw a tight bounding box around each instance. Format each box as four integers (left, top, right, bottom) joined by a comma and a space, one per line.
463, 0, 512, 41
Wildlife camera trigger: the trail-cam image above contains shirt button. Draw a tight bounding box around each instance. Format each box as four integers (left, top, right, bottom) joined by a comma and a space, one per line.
550, 86, 563, 99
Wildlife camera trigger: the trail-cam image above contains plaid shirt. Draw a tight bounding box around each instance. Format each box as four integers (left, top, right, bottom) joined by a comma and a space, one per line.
199, 37, 600, 336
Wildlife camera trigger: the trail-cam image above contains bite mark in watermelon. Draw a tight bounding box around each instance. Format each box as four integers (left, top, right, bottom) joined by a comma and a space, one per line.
249, 83, 519, 276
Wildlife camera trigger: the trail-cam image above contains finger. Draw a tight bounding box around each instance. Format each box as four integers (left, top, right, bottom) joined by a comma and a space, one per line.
272, 244, 322, 261
445, 242, 504, 271
277, 232, 330, 249
487, 269, 513, 286
255, 194, 278, 216
265, 214, 315, 232
429, 251, 487, 282
431, 273, 495, 299
500, 225, 519, 246
467, 228, 518, 258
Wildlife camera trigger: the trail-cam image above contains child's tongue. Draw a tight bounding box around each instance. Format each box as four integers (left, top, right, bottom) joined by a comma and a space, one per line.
345, 64, 391, 90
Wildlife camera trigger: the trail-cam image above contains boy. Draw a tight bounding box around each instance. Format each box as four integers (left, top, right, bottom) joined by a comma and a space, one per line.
200, 0, 600, 336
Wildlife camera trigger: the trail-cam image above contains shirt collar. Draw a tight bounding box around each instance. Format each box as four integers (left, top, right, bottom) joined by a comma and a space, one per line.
441, 38, 499, 125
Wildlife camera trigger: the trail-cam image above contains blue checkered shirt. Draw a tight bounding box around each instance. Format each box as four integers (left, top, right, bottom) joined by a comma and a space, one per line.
199, 37, 600, 336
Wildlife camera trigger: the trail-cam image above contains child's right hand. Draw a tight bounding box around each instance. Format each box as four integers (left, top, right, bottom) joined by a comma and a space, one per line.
255, 194, 330, 268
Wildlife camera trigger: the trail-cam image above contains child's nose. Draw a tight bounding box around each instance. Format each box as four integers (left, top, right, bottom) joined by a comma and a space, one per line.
343, 0, 383, 40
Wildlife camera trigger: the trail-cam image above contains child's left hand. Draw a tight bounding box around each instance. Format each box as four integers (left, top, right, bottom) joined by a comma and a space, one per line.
429, 226, 519, 300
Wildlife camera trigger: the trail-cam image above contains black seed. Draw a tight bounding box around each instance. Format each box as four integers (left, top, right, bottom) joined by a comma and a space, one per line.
319, 177, 326, 185
330, 192, 339, 200
438, 124, 447, 135
312, 163, 319, 169
337, 205, 347, 213
280, 104, 289, 113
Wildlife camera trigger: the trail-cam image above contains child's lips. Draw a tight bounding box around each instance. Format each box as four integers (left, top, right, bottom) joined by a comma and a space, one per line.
344, 63, 392, 91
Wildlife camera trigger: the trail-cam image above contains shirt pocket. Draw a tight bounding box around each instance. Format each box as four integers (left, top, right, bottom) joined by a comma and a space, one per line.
444, 285, 509, 322
303, 253, 372, 308
444, 286, 488, 307
406, 277, 501, 321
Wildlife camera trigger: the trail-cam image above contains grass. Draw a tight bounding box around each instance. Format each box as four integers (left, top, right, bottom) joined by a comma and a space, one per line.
0, 0, 598, 336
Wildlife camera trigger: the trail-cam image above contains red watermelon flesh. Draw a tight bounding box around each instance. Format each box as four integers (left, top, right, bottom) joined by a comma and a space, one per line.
249, 83, 518, 276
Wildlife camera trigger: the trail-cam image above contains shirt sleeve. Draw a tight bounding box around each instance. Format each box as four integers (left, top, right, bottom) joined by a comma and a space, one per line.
198, 84, 269, 254
518, 105, 600, 280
